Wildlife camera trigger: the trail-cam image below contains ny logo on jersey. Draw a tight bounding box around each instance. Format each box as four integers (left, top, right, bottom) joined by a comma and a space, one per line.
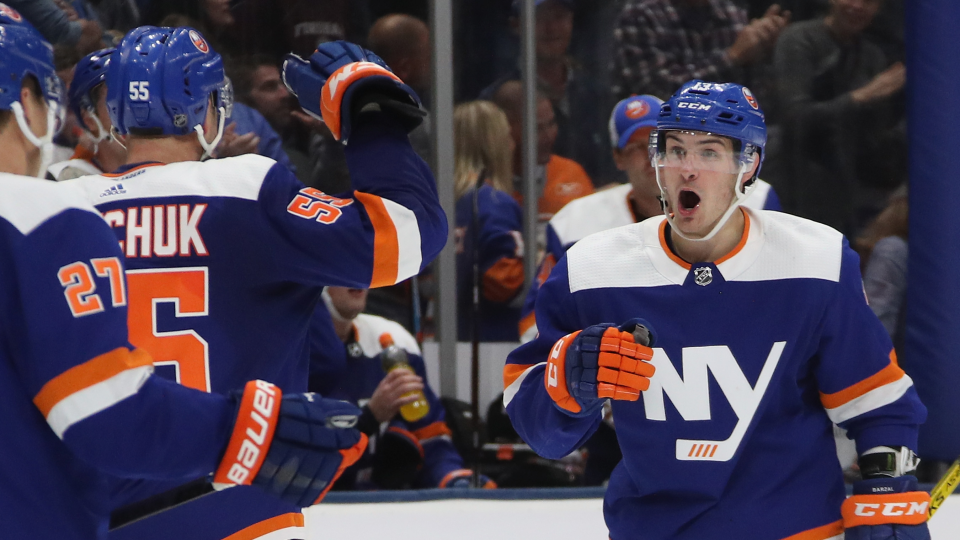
642, 342, 786, 462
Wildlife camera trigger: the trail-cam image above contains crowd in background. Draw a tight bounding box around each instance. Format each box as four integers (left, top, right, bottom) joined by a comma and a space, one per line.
28, 0, 914, 487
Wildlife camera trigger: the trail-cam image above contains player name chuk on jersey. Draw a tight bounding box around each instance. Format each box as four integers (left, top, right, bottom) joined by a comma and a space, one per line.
102, 203, 208, 257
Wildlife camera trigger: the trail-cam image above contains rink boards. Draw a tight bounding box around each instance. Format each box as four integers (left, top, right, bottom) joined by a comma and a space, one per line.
306, 488, 960, 539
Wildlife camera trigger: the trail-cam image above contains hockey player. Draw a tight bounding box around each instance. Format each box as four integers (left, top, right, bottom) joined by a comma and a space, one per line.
48, 47, 127, 180
504, 81, 929, 539
62, 27, 446, 540
310, 286, 496, 489
518, 94, 782, 342
0, 10, 366, 539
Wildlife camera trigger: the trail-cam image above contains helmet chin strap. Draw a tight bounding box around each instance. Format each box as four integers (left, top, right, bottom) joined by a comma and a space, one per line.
11, 101, 57, 179
321, 288, 351, 322
110, 126, 128, 150
85, 110, 113, 155
195, 106, 226, 160
654, 160, 756, 243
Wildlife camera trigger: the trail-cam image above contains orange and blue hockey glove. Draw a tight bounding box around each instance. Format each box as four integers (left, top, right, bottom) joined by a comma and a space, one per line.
213, 381, 368, 507
281, 40, 424, 144
843, 447, 930, 540
545, 319, 656, 417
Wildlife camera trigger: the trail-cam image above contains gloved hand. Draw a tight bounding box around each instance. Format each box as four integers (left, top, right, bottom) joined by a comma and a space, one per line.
213, 380, 368, 507
440, 469, 497, 489
545, 318, 656, 417
281, 40, 424, 143
842, 476, 931, 540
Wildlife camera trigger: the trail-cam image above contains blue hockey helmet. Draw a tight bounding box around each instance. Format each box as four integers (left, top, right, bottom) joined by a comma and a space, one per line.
0, 3, 65, 177
0, 4, 63, 115
69, 48, 114, 134
651, 80, 766, 183
107, 26, 228, 142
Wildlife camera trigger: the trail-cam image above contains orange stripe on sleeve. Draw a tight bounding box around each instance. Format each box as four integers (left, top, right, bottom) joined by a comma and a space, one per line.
222, 513, 305, 540
518, 311, 537, 337
482, 257, 525, 303
33, 347, 153, 418
355, 192, 399, 288
412, 421, 452, 441
781, 520, 843, 540
820, 356, 906, 409
504, 364, 534, 390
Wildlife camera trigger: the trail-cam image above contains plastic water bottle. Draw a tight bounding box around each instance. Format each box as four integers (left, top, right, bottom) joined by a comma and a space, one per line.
379, 333, 430, 422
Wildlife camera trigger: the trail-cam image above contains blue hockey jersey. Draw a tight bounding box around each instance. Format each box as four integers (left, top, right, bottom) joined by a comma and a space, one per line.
504, 208, 925, 540
0, 175, 237, 539
520, 180, 782, 342
64, 117, 447, 540
455, 184, 525, 342
310, 311, 469, 488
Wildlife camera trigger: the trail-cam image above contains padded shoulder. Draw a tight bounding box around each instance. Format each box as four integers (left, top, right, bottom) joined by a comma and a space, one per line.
0, 174, 101, 235
730, 209, 844, 283
62, 154, 280, 203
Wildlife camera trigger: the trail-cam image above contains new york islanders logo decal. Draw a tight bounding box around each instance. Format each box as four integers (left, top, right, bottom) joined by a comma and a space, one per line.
188, 30, 209, 53
0, 3, 23, 22
626, 99, 650, 120
742, 87, 759, 110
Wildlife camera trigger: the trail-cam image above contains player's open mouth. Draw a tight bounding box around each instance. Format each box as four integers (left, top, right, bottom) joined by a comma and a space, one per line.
677, 189, 701, 216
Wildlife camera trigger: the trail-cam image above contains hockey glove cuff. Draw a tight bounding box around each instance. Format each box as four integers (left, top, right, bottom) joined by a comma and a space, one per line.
214, 381, 368, 507
842, 476, 931, 539
282, 40, 424, 144
440, 469, 497, 489
545, 320, 656, 417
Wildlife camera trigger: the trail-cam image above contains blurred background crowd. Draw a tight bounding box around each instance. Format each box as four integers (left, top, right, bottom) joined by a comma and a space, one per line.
33, 0, 916, 489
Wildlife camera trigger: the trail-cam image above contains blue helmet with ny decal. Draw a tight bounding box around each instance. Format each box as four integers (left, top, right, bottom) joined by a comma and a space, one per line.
652, 80, 766, 184
107, 26, 227, 137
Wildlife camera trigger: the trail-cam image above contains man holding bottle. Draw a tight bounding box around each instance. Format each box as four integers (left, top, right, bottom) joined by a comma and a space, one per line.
310, 287, 496, 490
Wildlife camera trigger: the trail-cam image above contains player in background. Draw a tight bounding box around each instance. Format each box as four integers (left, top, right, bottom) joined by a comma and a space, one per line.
310, 286, 496, 489
518, 94, 782, 342
48, 47, 127, 181
0, 10, 366, 539
504, 81, 928, 539
62, 27, 446, 540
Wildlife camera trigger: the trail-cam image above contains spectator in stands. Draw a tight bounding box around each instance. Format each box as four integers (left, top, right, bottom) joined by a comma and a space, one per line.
774, 0, 905, 237
482, 0, 613, 184
612, 0, 790, 100
454, 101, 525, 342
491, 80, 593, 226
312, 286, 494, 490
856, 185, 909, 358
7, 0, 104, 54
225, 56, 306, 176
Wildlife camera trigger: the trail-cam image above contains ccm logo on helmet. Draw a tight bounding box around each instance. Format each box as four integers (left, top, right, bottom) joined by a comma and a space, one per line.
852, 501, 929, 517
188, 30, 209, 53
224, 380, 278, 485
677, 102, 712, 111
0, 3, 22, 21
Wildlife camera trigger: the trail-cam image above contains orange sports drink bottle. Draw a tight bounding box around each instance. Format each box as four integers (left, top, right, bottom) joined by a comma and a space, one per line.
379, 333, 430, 422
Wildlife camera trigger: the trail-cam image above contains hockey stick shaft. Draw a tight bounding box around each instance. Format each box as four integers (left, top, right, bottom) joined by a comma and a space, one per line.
928, 457, 960, 517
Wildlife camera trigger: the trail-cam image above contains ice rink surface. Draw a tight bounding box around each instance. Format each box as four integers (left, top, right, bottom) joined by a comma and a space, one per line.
306, 493, 960, 539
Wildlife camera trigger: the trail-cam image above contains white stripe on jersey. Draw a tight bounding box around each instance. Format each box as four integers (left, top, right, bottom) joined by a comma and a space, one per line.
381, 197, 423, 284
824, 374, 914, 425
566, 208, 844, 293
0, 173, 100, 235
62, 154, 276, 203
46, 365, 153, 438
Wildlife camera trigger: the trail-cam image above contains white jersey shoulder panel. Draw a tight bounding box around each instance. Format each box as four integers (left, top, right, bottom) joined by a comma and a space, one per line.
725, 208, 844, 283
62, 154, 278, 204
566, 216, 682, 292
0, 174, 100, 235
549, 183, 635, 247
740, 179, 772, 210
48, 159, 103, 181
353, 313, 422, 358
